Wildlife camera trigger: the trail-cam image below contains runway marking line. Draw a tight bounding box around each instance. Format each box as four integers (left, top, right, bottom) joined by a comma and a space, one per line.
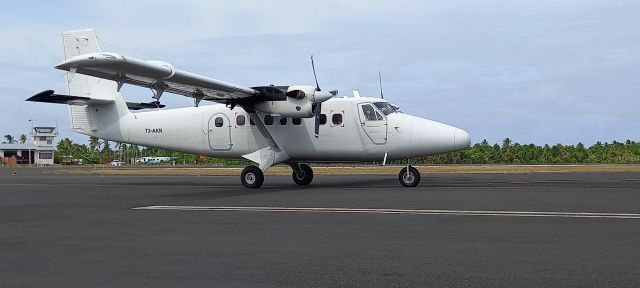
131, 206, 640, 219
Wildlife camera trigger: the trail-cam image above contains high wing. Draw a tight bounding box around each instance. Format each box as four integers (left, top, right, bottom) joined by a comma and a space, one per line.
55, 52, 259, 103
47, 29, 336, 138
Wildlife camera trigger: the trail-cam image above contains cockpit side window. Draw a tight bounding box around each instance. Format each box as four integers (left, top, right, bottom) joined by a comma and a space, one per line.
373, 102, 397, 115
361, 104, 379, 121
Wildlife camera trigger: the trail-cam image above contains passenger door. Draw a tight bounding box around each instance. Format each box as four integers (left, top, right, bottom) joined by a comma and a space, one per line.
208, 113, 233, 150
357, 103, 387, 144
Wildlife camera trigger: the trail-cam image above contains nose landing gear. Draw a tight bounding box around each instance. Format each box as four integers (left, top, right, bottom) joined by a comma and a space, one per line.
399, 165, 420, 187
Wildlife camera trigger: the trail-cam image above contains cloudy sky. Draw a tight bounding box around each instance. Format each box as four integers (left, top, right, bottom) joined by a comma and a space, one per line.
1, 0, 638, 145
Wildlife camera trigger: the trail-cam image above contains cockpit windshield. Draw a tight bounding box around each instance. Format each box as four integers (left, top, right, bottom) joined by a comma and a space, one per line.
373, 102, 398, 115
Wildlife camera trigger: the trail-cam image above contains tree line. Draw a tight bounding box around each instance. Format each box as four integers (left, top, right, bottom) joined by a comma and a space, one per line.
54, 136, 246, 165
6, 134, 640, 165
414, 138, 640, 164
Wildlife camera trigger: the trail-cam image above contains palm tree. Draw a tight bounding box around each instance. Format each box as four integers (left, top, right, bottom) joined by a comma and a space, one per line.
3, 134, 15, 144
102, 140, 111, 153
114, 142, 122, 160
57, 138, 74, 156
19, 134, 28, 144
89, 136, 100, 152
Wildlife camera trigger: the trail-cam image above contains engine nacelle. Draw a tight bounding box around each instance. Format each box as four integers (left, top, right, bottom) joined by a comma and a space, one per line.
250, 85, 332, 118
251, 97, 314, 118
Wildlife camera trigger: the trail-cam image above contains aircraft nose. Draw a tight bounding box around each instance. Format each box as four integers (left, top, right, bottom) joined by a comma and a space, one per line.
454, 128, 471, 150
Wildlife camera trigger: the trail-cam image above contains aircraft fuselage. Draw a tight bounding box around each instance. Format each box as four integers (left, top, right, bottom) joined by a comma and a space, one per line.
80, 96, 470, 163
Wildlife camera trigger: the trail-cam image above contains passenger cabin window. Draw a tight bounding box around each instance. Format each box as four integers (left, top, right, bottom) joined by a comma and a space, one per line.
264, 115, 274, 125
319, 114, 327, 125
236, 115, 246, 126
292, 118, 302, 125
214, 117, 224, 127
332, 113, 343, 125
280, 117, 288, 125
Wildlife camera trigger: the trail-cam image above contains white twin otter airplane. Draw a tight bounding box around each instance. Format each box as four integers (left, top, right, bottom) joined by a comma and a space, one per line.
28, 29, 470, 188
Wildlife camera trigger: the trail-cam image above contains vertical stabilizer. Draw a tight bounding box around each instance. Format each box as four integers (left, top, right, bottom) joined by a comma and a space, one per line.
60, 29, 129, 136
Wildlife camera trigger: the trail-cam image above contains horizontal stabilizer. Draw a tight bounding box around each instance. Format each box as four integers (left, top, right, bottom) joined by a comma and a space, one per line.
27, 90, 162, 110
26, 90, 113, 105
126, 101, 165, 110
27, 90, 90, 104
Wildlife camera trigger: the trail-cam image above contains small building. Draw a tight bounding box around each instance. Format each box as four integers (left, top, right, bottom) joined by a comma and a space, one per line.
0, 127, 57, 165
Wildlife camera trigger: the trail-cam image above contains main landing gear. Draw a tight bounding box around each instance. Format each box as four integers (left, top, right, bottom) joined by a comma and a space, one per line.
240, 163, 315, 188
241, 164, 417, 188
291, 163, 314, 186
399, 165, 421, 187
241, 165, 264, 189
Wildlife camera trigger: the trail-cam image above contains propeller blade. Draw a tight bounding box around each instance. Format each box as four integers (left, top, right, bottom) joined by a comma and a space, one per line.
311, 55, 320, 92
314, 102, 322, 138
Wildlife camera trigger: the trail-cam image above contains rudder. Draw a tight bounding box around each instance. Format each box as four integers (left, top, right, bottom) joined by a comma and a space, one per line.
60, 29, 129, 135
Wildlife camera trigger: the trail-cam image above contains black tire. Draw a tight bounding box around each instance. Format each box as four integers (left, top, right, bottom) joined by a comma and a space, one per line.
399, 166, 420, 187
241, 165, 264, 188
292, 164, 314, 185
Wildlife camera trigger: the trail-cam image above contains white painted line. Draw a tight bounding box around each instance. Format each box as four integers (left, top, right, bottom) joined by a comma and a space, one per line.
0, 183, 233, 188
131, 206, 640, 219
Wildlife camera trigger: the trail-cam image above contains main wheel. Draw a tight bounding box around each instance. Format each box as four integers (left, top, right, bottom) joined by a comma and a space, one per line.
292, 164, 314, 185
399, 166, 420, 187
241, 165, 264, 188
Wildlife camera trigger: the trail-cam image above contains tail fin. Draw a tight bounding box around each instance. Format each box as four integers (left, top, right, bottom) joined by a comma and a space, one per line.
60, 29, 129, 135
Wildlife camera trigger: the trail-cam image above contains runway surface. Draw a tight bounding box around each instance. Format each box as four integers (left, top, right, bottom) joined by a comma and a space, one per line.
1, 168, 640, 287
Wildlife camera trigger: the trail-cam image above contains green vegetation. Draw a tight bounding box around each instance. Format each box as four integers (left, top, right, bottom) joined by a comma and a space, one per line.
42, 137, 640, 165
53, 137, 248, 165
416, 138, 640, 165
3, 134, 16, 144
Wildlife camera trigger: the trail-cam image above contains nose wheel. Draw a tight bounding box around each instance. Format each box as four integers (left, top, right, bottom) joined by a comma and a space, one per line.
291, 163, 314, 185
399, 166, 420, 187
241, 165, 264, 188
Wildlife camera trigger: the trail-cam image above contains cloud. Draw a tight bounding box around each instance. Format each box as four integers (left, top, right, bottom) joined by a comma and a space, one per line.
0, 0, 639, 146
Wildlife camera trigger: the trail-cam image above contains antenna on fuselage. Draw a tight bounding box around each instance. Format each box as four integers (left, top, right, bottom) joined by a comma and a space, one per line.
378, 72, 384, 99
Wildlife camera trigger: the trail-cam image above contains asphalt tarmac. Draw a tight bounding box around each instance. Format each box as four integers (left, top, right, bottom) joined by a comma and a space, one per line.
1, 168, 640, 287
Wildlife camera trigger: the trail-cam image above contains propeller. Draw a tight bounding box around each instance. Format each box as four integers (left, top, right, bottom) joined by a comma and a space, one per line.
311, 55, 321, 92
313, 102, 322, 138
310, 55, 337, 138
